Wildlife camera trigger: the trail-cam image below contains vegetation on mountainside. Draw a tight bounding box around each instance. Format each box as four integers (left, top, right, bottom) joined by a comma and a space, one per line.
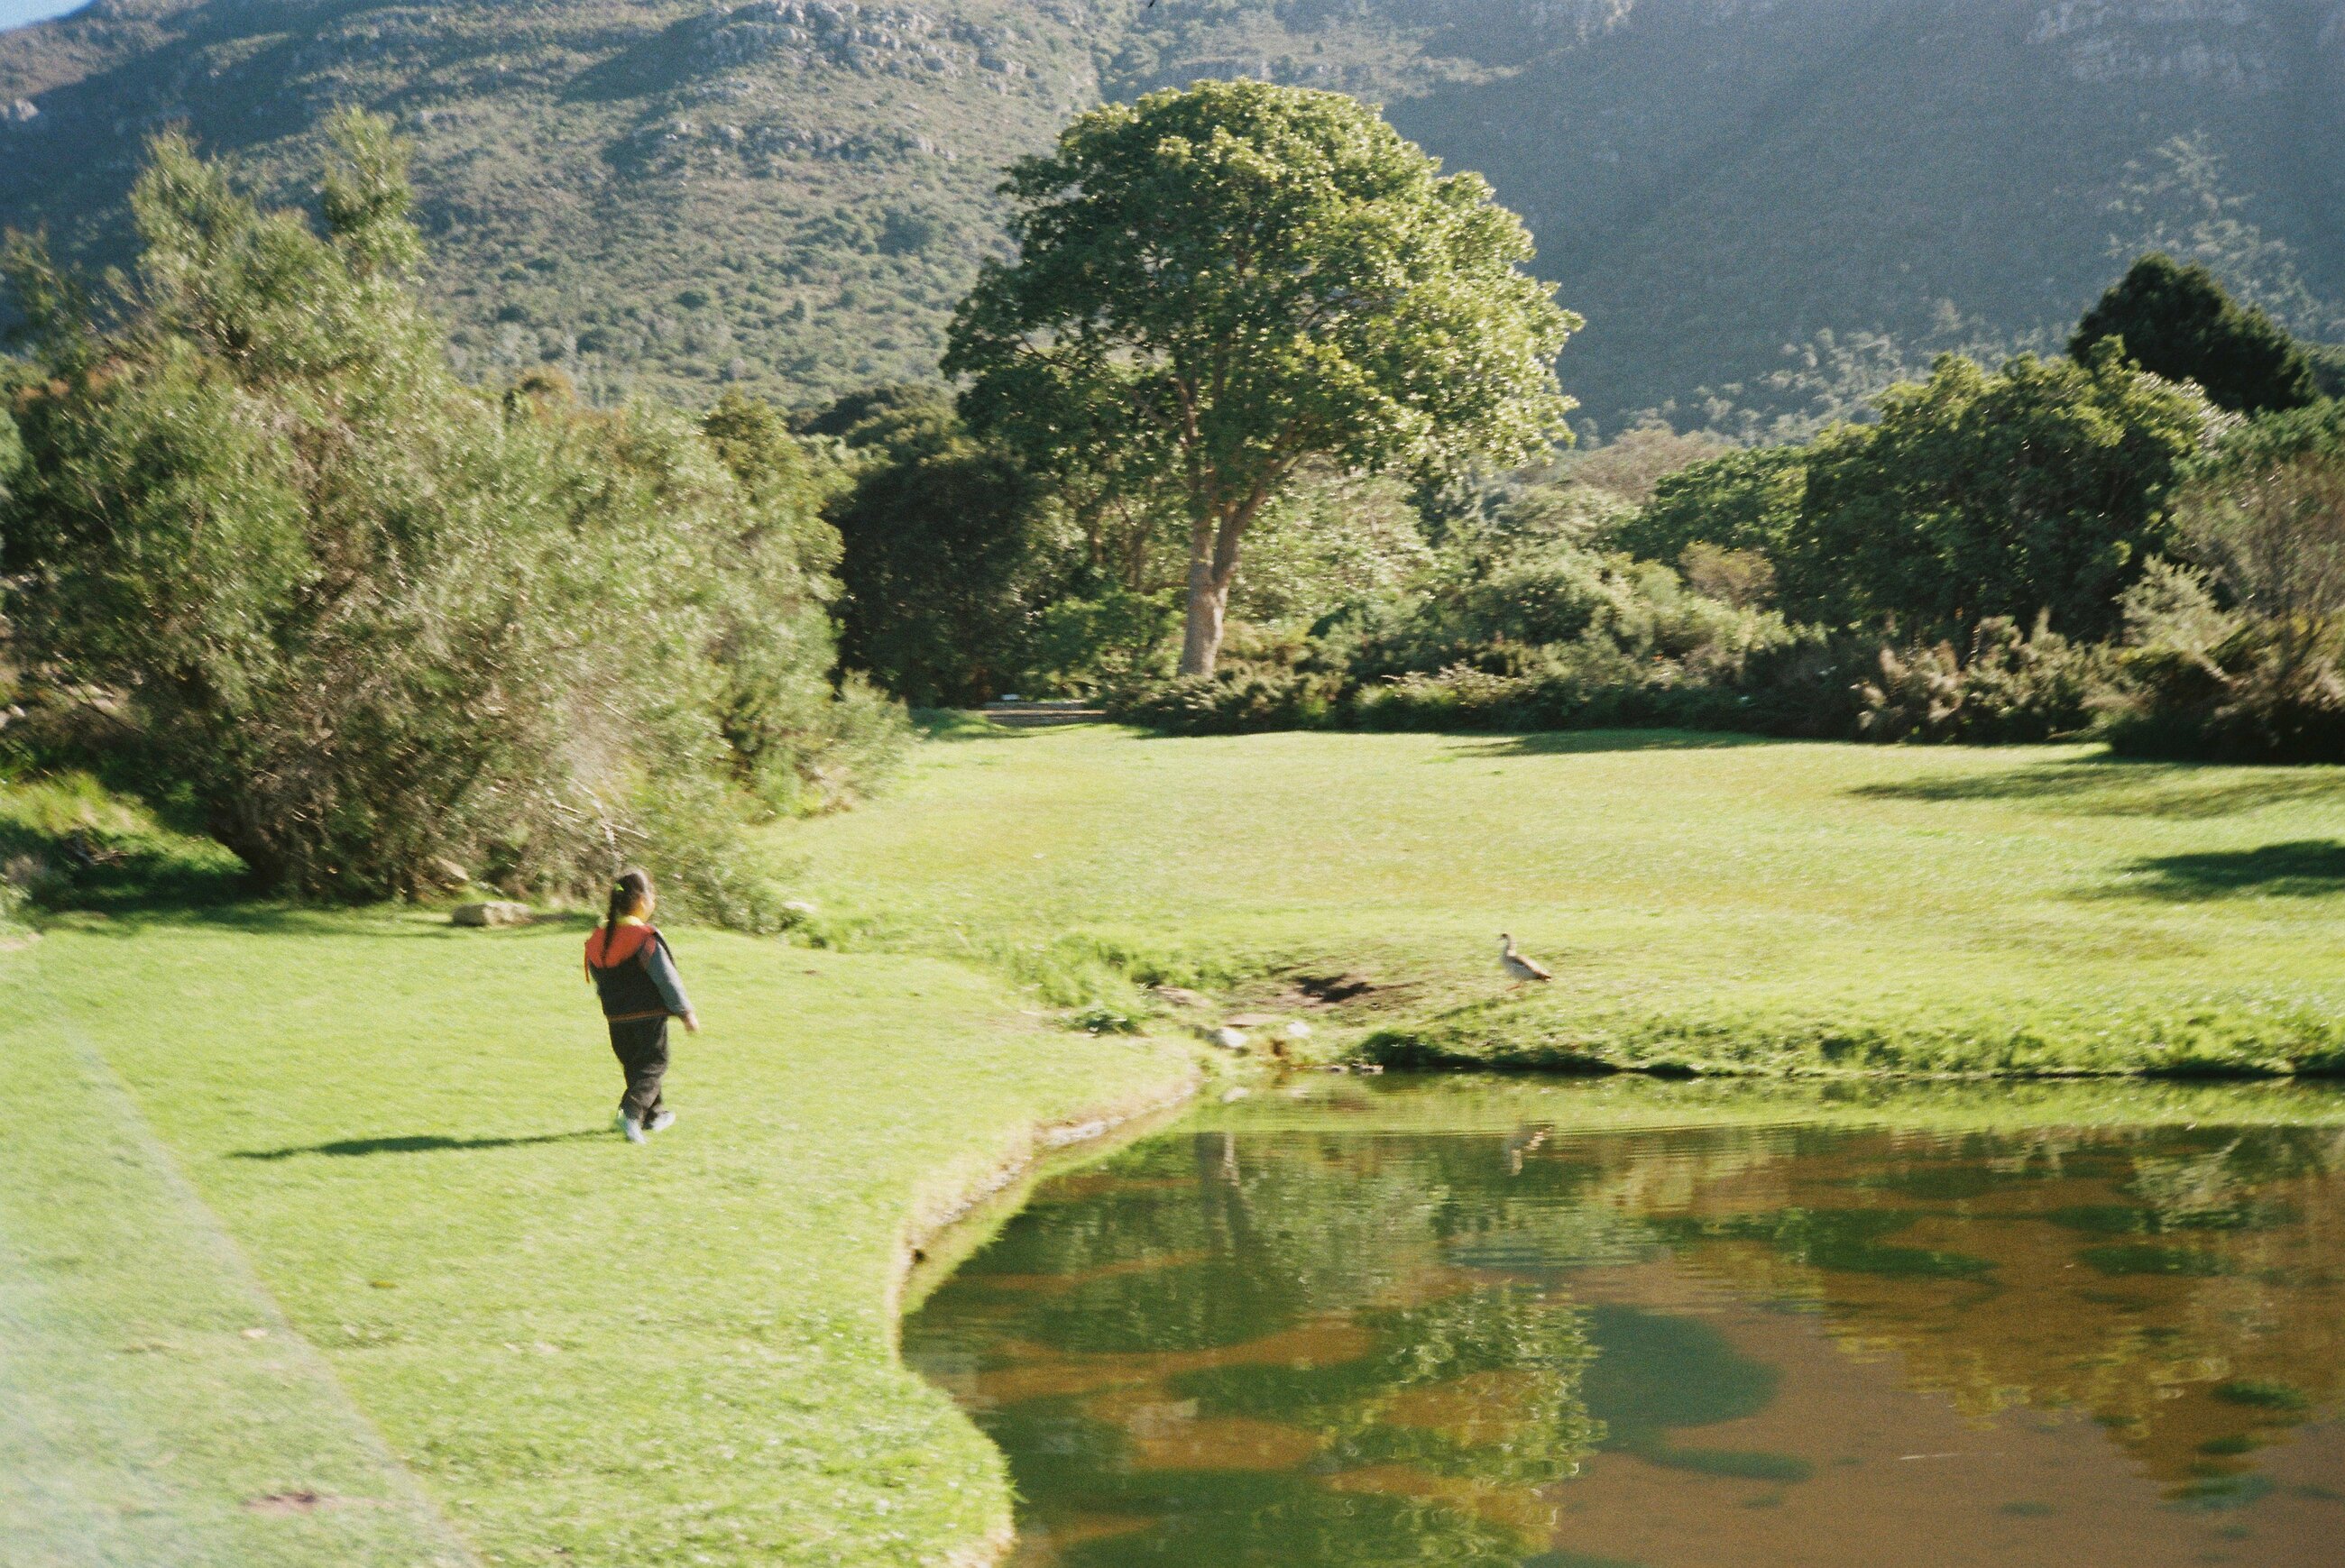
0, 0, 1119, 410
946, 79, 1575, 677
0, 120, 901, 912
3, 1, 2340, 430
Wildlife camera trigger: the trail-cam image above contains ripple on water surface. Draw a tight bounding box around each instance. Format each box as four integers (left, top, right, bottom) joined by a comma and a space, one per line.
905, 1078, 2345, 1568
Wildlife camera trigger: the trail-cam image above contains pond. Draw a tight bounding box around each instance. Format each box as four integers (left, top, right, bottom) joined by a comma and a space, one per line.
904, 1077, 2345, 1567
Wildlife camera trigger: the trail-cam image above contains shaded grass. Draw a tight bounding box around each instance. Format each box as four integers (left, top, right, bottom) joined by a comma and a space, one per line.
0, 768, 245, 912
2109, 841, 2345, 901
2, 903, 1194, 1567
768, 726, 2345, 1077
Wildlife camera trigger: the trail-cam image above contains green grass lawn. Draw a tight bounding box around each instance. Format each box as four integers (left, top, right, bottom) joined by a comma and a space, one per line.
2, 890, 1193, 1566
777, 724, 2345, 1075
12, 724, 2345, 1567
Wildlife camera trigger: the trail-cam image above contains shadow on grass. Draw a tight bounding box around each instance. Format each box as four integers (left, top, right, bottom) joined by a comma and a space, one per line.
912, 708, 1026, 742
231, 1129, 608, 1160
35, 903, 516, 940
0, 817, 246, 914
1448, 729, 1784, 757
1852, 758, 2345, 820
2093, 841, 2345, 902
5, 801, 601, 936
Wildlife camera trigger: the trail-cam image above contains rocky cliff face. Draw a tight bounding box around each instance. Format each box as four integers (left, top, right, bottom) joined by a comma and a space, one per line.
2031, 1, 2284, 87
0, 0, 2336, 428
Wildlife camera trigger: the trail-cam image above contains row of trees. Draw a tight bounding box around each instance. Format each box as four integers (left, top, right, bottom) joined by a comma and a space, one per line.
794, 86, 2345, 766
1603, 256, 2345, 757
811, 137, 2345, 759
8, 81, 2342, 920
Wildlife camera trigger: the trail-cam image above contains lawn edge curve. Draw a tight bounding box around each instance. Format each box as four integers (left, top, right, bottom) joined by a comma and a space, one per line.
892, 1052, 1204, 1568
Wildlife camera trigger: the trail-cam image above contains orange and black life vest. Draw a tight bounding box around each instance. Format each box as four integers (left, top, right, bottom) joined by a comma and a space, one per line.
585, 923, 670, 1022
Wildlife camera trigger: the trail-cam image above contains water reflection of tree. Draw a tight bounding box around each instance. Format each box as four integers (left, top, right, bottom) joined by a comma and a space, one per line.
933, 1132, 1607, 1564
915, 1114, 2345, 1560
1173, 1281, 1600, 1489
1587, 1123, 2345, 1490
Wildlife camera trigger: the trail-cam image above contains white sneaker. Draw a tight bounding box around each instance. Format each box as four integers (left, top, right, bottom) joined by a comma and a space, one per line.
648, 1110, 676, 1133
621, 1114, 648, 1144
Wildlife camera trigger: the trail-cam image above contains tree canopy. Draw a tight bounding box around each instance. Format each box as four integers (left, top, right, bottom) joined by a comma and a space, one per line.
821, 395, 1053, 707
2071, 253, 2319, 415
944, 79, 1577, 677
1798, 351, 2210, 639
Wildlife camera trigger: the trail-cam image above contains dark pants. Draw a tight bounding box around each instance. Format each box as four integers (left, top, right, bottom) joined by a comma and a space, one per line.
607, 1015, 669, 1124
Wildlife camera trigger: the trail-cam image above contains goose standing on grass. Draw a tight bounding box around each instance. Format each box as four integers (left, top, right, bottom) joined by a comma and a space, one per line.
1498, 932, 1552, 985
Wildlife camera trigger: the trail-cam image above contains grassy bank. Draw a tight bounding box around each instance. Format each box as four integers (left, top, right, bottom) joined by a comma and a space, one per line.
0, 793, 1195, 1567
13, 720, 2345, 1562
777, 724, 2345, 1076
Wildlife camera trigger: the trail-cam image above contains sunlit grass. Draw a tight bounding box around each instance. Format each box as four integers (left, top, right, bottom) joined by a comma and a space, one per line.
14, 722, 2345, 1565
775, 725, 2345, 1075
2, 884, 1192, 1567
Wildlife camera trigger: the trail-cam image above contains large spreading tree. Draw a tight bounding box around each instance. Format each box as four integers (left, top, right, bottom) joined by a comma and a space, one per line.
944, 80, 1577, 678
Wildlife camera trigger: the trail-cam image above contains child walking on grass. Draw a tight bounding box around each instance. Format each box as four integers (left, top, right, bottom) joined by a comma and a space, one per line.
584, 868, 699, 1144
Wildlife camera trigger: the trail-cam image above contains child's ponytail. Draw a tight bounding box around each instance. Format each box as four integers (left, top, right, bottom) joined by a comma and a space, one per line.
602, 867, 654, 956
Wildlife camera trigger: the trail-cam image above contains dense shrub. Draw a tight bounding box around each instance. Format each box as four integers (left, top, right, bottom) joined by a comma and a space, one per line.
1797, 351, 2212, 639
1614, 352, 2213, 640
1026, 587, 1181, 696
1111, 553, 2139, 747
1109, 668, 1341, 736
0, 120, 900, 908
1343, 635, 1859, 738
1352, 646, 1669, 732
1609, 443, 1808, 568
1338, 538, 1791, 682
1856, 618, 2118, 744
2103, 406, 2345, 760
1116, 538, 1875, 741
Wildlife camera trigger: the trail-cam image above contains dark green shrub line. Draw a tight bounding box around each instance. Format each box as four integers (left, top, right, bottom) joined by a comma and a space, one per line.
1103, 381, 2345, 758
1108, 613, 2117, 747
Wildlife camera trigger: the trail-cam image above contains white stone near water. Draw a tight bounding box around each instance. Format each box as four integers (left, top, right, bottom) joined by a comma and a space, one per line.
451, 901, 532, 928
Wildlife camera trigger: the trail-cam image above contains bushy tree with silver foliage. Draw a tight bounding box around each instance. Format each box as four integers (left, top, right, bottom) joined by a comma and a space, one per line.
0, 115, 898, 909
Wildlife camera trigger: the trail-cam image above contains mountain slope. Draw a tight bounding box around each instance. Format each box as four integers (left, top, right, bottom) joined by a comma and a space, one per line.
2, 0, 2340, 430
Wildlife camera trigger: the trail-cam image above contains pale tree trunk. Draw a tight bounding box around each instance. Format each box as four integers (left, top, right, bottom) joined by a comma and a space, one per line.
1179, 552, 1232, 677
1172, 449, 1287, 677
